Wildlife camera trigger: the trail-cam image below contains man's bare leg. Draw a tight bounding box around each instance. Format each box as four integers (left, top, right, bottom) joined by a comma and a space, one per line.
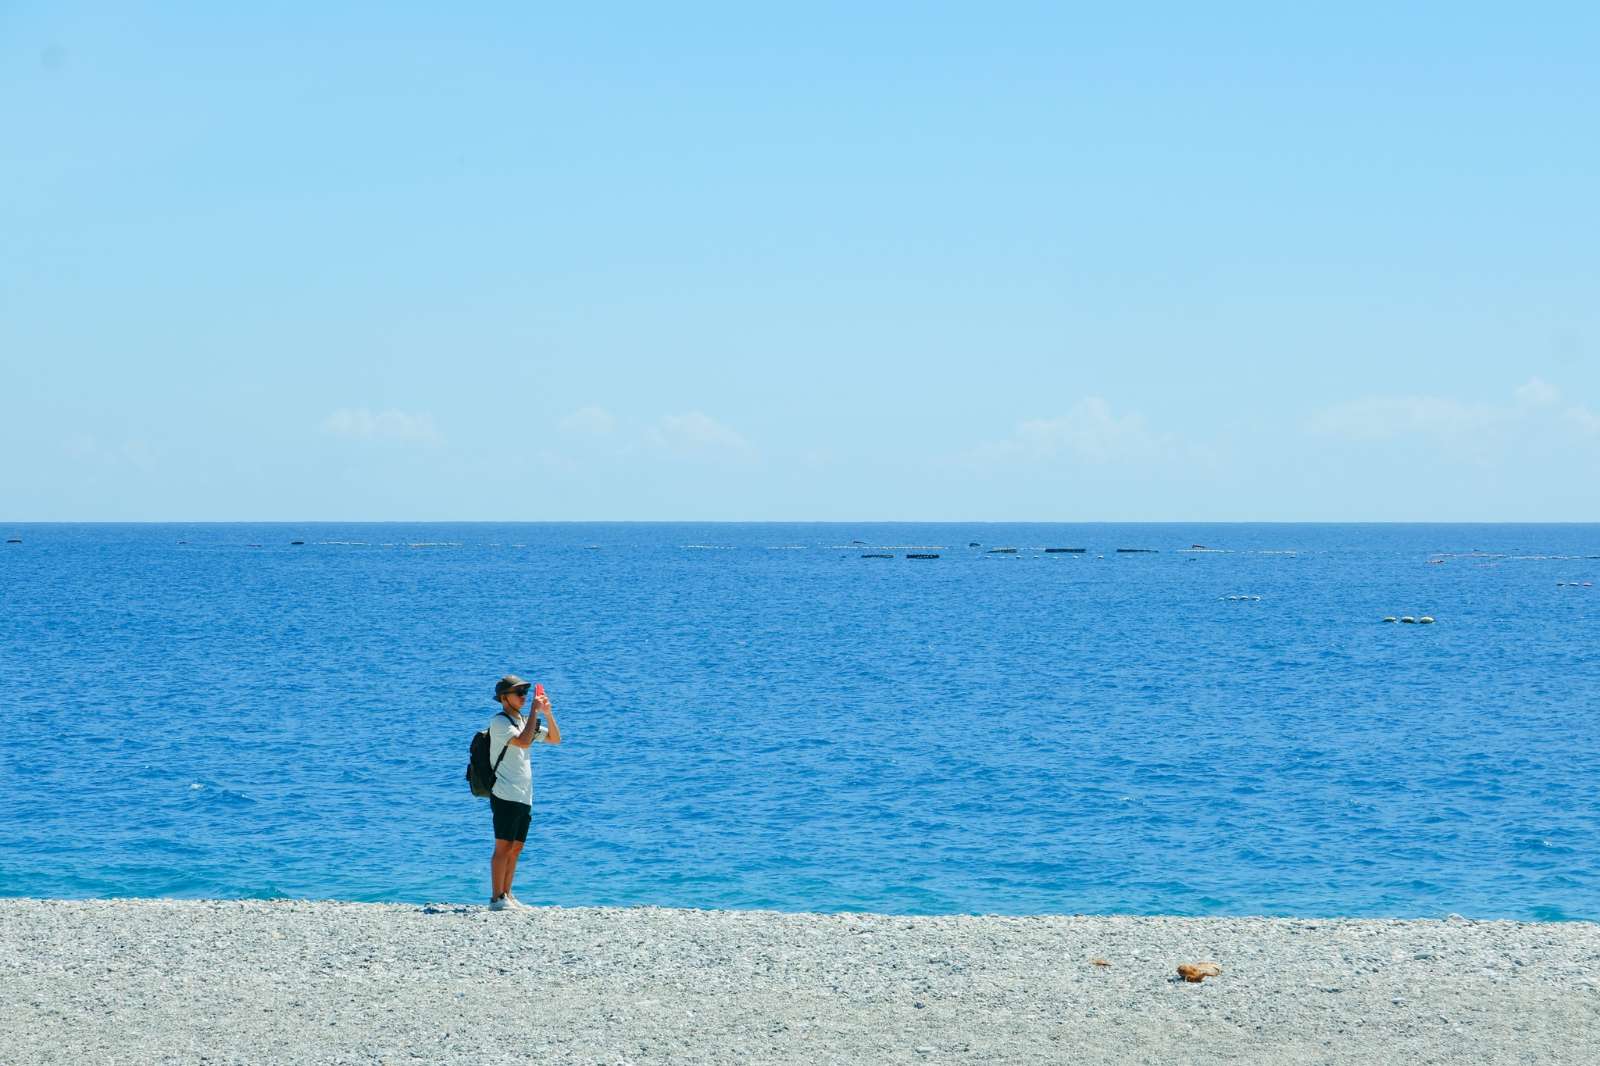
504, 840, 525, 895
491, 839, 514, 898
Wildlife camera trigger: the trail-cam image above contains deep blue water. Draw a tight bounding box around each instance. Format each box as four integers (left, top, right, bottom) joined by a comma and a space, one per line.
2, 523, 1597, 919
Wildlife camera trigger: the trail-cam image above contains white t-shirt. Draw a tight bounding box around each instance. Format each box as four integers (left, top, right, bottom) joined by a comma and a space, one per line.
488, 712, 547, 806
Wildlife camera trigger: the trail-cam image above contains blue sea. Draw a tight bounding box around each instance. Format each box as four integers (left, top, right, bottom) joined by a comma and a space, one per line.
2, 523, 1597, 919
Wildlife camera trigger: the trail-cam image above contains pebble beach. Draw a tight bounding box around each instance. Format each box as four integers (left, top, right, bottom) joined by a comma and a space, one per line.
3, 900, 1597, 1065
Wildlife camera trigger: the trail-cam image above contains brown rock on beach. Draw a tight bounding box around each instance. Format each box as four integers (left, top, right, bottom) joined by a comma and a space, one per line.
1177, 962, 1222, 982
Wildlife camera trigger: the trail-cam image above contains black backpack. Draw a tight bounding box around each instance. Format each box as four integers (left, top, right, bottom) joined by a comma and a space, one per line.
466, 710, 516, 798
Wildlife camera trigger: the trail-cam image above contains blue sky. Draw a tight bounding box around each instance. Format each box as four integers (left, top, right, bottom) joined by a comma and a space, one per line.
3, 3, 1597, 520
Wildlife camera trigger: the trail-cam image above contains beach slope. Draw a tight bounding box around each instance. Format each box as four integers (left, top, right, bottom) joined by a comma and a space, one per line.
2, 900, 1596, 1064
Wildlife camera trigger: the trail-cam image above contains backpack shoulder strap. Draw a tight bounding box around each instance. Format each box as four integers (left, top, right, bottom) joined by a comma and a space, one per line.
491, 709, 517, 770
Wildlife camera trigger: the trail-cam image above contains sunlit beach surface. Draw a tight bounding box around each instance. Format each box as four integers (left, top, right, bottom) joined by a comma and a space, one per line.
2, 900, 1596, 1065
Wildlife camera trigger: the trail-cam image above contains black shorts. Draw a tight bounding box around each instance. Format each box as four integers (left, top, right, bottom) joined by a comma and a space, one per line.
490, 796, 532, 843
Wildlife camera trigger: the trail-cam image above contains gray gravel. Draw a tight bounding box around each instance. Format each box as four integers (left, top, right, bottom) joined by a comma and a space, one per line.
3, 900, 1597, 1065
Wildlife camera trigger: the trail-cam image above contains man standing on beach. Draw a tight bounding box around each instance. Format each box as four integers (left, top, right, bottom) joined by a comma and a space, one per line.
487, 674, 561, 910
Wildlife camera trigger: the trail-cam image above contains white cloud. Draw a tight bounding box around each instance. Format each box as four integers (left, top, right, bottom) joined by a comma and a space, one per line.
1307, 394, 1493, 441
1566, 405, 1600, 437
974, 397, 1172, 466
321, 408, 441, 444
1514, 377, 1560, 407
650, 412, 753, 457
1309, 379, 1597, 444
557, 406, 617, 436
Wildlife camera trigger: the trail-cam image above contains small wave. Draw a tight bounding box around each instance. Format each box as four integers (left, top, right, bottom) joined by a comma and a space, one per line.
407, 542, 462, 549
316, 541, 370, 546
681, 544, 735, 550
1515, 836, 1573, 854
186, 782, 256, 805
765, 545, 807, 550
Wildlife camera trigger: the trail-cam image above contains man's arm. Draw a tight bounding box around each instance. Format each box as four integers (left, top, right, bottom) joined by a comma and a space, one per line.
506, 712, 541, 748
539, 696, 560, 745
508, 695, 559, 748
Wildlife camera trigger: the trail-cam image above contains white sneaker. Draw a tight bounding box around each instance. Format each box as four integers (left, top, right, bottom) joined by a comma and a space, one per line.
489, 896, 508, 911
503, 892, 528, 910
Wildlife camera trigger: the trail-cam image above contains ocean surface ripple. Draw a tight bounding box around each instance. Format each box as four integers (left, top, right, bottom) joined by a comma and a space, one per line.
1, 522, 1596, 919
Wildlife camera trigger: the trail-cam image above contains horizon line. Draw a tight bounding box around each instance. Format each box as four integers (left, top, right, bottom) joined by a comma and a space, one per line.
6, 519, 1600, 527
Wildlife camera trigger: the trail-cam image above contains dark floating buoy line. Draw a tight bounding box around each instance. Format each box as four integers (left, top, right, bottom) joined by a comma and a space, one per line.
19, 535, 1566, 639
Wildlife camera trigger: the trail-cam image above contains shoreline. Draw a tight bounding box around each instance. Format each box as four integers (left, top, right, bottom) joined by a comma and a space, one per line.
4, 900, 1597, 1064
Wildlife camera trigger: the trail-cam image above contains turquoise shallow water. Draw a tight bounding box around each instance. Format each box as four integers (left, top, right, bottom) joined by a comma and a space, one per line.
1, 523, 1596, 918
